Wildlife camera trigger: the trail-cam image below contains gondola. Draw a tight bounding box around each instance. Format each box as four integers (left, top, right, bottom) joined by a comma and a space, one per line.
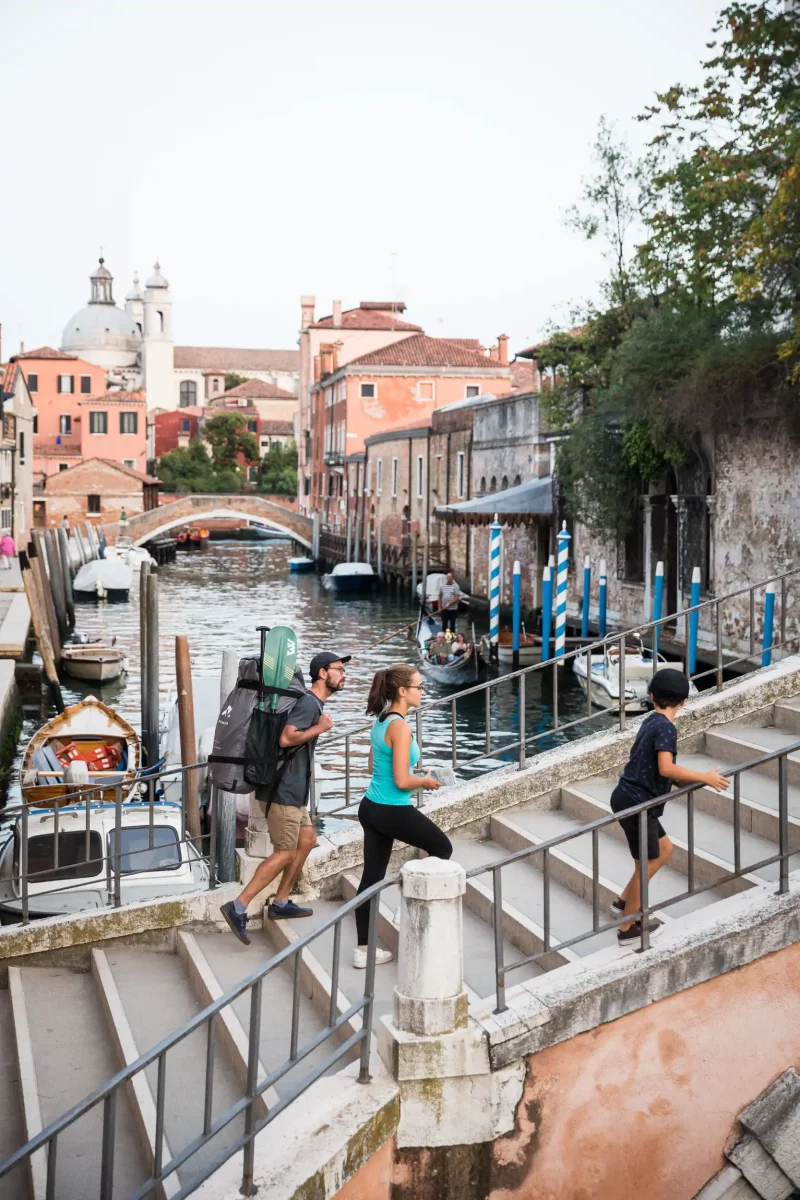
416, 614, 481, 686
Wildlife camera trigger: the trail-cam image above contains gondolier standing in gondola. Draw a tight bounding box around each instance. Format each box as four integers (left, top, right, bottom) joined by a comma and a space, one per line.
437, 572, 463, 634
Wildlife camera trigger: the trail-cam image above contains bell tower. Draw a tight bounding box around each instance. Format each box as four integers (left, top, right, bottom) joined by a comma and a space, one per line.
142, 262, 174, 410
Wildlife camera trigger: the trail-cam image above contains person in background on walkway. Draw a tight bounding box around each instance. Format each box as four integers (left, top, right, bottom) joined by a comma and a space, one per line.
119, 508, 129, 532
437, 572, 462, 634
220, 651, 349, 945
611, 668, 730, 945
353, 665, 450, 969
60, 516, 70, 532
0, 531, 14, 570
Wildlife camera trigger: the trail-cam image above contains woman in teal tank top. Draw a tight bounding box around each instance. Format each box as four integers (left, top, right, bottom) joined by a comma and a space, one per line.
353, 665, 453, 969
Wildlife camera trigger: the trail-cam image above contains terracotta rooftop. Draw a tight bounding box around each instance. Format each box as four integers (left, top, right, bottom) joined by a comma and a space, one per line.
11, 346, 78, 361
508, 359, 537, 395
42, 457, 160, 486
78, 391, 146, 405
174, 346, 298, 372
207, 403, 260, 418
220, 378, 297, 401
311, 302, 422, 333
260, 420, 294, 436
346, 335, 507, 370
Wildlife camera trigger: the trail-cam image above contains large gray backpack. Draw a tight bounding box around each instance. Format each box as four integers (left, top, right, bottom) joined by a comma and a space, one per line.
208, 657, 308, 795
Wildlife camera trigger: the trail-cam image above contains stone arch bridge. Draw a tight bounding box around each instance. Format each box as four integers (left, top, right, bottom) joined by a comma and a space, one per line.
124, 494, 313, 549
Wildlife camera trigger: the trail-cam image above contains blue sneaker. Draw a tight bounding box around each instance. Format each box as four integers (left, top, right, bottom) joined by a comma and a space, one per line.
268, 899, 313, 919
220, 901, 251, 945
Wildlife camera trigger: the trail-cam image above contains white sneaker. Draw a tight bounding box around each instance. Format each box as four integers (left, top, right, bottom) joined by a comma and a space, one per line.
352, 946, 393, 970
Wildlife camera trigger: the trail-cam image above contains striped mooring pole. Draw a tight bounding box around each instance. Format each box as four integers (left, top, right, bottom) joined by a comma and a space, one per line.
652, 560, 664, 660
581, 554, 591, 639
598, 558, 608, 638
489, 514, 502, 655
541, 563, 552, 662
555, 522, 570, 661
688, 566, 701, 677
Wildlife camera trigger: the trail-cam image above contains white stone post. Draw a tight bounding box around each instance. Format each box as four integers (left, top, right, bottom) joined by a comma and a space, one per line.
394, 858, 468, 1036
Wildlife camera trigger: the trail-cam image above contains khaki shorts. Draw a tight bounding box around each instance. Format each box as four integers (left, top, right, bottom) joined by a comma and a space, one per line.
266, 802, 312, 851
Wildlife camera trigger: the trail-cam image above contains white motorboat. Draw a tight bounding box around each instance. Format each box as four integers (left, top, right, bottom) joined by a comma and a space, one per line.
104, 538, 156, 572
0, 802, 209, 921
61, 646, 128, 683
289, 557, 316, 573
573, 637, 698, 713
322, 562, 375, 592
74, 558, 133, 600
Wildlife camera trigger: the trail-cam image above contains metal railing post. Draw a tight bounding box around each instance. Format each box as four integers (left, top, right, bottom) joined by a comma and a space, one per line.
778, 754, 789, 895
241, 979, 263, 1196
358, 895, 378, 1082
485, 686, 491, 756
687, 788, 695, 894
733, 772, 741, 874
716, 600, 724, 691
451, 698, 457, 769
618, 635, 627, 732
208, 784, 218, 891
21, 802, 29, 926
750, 588, 755, 659
492, 868, 506, 1014
591, 827, 599, 932
113, 786, 122, 908
518, 672, 526, 770
99, 1092, 117, 1200
552, 657, 558, 730
638, 810, 650, 952
345, 734, 351, 808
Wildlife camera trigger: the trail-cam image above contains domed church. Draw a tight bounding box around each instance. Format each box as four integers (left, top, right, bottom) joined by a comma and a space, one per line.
60, 257, 298, 413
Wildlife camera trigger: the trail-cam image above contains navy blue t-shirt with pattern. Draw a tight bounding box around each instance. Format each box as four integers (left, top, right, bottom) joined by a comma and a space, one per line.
616, 712, 678, 815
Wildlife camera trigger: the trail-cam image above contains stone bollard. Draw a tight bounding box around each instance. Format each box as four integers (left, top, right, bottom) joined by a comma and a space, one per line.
394, 858, 469, 1037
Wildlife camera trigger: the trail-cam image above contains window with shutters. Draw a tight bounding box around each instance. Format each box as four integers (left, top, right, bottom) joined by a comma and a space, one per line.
80, 376, 91, 395
416, 455, 424, 499
89, 412, 108, 435
119, 412, 138, 435
28, 374, 38, 393
57, 375, 74, 394
59, 415, 72, 436
179, 381, 197, 407
457, 452, 465, 499
88, 495, 101, 514
391, 457, 398, 498
18, 432, 25, 465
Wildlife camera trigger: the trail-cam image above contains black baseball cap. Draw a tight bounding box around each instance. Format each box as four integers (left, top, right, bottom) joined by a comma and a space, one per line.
648, 668, 690, 700
310, 651, 351, 681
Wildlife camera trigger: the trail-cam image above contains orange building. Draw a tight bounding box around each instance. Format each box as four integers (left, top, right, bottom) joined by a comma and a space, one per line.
310, 333, 512, 527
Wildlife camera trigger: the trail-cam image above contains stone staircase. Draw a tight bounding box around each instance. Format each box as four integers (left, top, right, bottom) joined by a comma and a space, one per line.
1, 694, 799, 1197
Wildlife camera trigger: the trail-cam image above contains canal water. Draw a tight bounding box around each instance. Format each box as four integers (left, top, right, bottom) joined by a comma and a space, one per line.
8, 540, 614, 824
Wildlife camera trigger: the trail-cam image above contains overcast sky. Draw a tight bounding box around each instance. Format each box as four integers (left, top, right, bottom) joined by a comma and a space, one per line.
1, 0, 723, 359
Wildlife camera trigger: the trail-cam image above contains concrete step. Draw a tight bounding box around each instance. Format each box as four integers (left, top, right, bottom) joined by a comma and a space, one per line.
497, 802, 727, 921
773, 697, 800, 735
705, 724, 800, 787
193, 926, 337, 1094
12, 964, 147, 1200
101, 945, 244, 1191
561, 778, 759, 899
446, 830, 619, 965
564, 766, 800, 887
0, 989, 27, 1200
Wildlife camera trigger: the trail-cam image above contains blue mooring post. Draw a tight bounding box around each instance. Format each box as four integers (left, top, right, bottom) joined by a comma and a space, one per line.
581, 554, 591, 639
555, 522, 570, 661
762, 582, 775, 666
541, 564, 552, 662
512, 559, 521, 657
598, 558, 607, 638
653, 560, 664, 660
489, 514, 502, 658
688, 566, 701, 677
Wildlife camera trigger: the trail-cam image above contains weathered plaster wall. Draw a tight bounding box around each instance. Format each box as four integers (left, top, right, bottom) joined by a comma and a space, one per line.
332, 1137, 394, 1200
487, 938, 800, 1200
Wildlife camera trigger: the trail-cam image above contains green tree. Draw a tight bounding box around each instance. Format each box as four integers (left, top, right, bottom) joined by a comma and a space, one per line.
258, 441, 298, 494
156, 440, 217, 493
204, 413, 259, 474
224, 372, 248, 391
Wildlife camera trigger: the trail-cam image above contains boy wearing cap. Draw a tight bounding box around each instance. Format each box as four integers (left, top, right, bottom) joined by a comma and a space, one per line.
220, 651, 350, 944
611, 667, 730, 945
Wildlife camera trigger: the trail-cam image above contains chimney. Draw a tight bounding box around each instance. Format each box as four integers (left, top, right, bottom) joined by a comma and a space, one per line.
320, 343, 334, 376
332, 300, 343, 328
301, 295, 316, 331
497, 334, 509, 366
313, 355, 322, 383
19, 341, 24, 355
332, 340, 342, 372
488, 343, 499, 363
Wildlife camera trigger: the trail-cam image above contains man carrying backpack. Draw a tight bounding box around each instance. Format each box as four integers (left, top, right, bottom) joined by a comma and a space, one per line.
220, 651, 349, 944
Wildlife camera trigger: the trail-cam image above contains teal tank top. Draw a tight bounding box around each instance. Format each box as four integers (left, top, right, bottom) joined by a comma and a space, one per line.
365, 713, 420, 807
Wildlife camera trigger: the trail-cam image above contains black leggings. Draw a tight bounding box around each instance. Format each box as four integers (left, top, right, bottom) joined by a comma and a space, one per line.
441, 610, 457, 633
355, 796, 452, 944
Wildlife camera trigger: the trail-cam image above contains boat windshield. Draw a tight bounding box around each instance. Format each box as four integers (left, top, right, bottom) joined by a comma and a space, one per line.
107, 826, 182, 874
15, 830, 103, 883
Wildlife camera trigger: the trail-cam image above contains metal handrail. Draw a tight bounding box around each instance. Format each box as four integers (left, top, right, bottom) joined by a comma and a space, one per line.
0, 873, 395, 1198
316, 565, 799, 817
466, 738, 800, 1013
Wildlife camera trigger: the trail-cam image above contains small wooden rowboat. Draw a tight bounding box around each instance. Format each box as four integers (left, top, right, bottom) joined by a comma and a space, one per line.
480, 629, 540, 666
20, 697, 141, 808
187, 527, 210, 548
61, 646, 128, 683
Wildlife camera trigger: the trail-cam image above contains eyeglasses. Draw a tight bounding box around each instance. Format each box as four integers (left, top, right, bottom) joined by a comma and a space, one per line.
407, 683, 425, 691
